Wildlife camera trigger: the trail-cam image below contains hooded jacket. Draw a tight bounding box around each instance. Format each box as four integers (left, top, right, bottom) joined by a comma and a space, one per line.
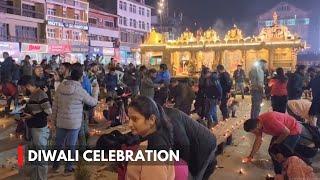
52, 80, 98, 129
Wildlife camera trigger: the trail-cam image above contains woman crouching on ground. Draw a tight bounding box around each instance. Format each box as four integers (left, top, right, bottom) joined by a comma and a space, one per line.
126, 96, 177, 180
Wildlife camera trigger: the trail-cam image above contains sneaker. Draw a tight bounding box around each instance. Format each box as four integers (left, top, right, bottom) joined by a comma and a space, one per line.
63, 168, 75, 176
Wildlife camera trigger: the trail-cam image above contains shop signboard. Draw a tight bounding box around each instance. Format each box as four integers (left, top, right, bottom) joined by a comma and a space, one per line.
0, 42, 20, 58
21, 43, 48, 53
89, 47, 103, 55
48, 20, 89, 30
72, 45, 89, 53
103, 48, 114, 56
48, 44, 72, 54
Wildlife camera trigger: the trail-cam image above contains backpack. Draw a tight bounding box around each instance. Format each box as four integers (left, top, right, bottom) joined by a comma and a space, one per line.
204, 74, 222, 99
2, 82, 17, 97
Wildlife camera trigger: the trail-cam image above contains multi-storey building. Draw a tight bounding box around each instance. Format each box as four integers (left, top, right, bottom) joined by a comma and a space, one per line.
0, 0, 47, 61
45, 0, 89, 63
257, 2, 320, 52
88, 4, 119, 64
91, 0, 152, 64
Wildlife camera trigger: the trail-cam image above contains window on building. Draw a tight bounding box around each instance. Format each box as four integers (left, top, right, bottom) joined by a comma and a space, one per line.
265, 20, 273, 27
105, 21, 114, 28
133, 5, 136, 13
0, 24, 8, 40
89, 18, 97, 25
133, 19, 137, 28
130, 19, 133, 27
15, 26, 37, 42
47, 8, 56, 16
90, 34, 98, 41
123, 2, 127, 11
121, 32, 128, 42
139, 21, 142, 29
123, 17, 127, 26
142, 21, 145, 29
119, 1, 123, 9
147, 9, 150, 17
73, 31, 80, 40
129, 4, 132, 12
75, 14, 80, 20
287, 19, 296, 26
47, 28, 55, 38
146, 23, 149, 31
141, 8, 145, 16
119, 16, 123, 25
22, 4, 36, 18
304, 18, 310, 25
138, 7, 141, 15
64, 30, 72, 39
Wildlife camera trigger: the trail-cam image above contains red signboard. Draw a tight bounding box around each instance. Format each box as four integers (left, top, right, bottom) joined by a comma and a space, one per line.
21, 43, 48, 53
48, 45, 72, 54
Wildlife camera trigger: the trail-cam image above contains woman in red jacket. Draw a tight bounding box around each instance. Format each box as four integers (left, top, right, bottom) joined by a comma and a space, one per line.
268, 68, 288, 113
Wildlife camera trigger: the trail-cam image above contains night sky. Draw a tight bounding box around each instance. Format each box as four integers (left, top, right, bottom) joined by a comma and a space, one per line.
148, 0, 319, 32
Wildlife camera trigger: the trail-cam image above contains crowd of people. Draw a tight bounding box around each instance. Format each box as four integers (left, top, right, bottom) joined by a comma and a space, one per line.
0, 51, 319, 180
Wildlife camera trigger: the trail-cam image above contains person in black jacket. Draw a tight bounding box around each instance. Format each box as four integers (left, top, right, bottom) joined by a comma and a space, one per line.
217, 65, 232, 121
164, 107, 217, 180
287, 65, 306, 100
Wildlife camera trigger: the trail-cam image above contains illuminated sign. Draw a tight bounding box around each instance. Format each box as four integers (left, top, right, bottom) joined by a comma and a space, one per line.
49, 44, 72, 54
47, 20, 89, 30
21, 43, 48, 53
103, 48, 115, 56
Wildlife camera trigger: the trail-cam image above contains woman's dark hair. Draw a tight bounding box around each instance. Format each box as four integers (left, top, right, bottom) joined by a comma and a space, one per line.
275, 67, 288, 83
147, 68, 157, 76
70, 67, 83, 81
244, 118, 259, 132
61, 62, 71, 70
159, 64, 168, 71
296, 65, 306, 73
129, 96, 173, 147
269, 144, 293, 158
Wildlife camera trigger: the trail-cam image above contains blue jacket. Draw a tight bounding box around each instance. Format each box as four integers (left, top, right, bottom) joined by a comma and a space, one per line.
154, 70, 171, 84
104, 73, 118, 91
82, 74, 92, 95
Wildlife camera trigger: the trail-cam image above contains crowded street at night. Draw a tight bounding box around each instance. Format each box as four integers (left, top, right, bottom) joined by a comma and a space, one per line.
0, 0, 320, 180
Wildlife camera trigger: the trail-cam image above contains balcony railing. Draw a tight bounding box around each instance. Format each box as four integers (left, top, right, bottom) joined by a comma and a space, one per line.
47, 0, 88, 10
0, 35, 46, 44
0, 3, 44, 19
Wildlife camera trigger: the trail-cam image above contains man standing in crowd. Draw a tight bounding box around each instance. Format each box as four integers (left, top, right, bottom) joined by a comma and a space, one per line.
21, 55, 33, 77
308, 66, 320, 127
233, 64, 246, 99
249, 60, 266, 119
217, 65, 232, 121
287, 65, 306, 100
203, 69, 222, 128
104, 67, 118, 98
51, 66, 99, 175
58, 62, 71, 81
19, 76, 52, 180
154, 64, 171, 105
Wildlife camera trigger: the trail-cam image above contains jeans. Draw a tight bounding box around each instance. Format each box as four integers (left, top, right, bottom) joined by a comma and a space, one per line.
205, 98, 218, 128
53, 128, 80, 171
268, 134, 300, 174
78, 111, 89, 147
251, 89, 264, 119
219, 95, 229, 120
235, 82, 245, 98
271, 95, 288, 113
28, 127, 50, 180
189, 147, 217, 180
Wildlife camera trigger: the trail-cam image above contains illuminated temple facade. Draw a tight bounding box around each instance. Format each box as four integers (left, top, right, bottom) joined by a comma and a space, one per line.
140, 13, 305, 76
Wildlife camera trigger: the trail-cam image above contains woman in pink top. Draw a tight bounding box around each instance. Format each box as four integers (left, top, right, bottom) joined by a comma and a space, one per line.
270, 144, 317, 180
269, 68, 288, 113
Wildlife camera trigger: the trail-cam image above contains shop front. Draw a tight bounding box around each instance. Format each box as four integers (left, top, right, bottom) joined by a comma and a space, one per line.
20, 43, 48, 63
102, 47, 115, 64
89, 46, 103, 61
68, 45, 89, 64
120, 46, 134, 65
47, 44, 72, 63
0, 42, 20, 62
